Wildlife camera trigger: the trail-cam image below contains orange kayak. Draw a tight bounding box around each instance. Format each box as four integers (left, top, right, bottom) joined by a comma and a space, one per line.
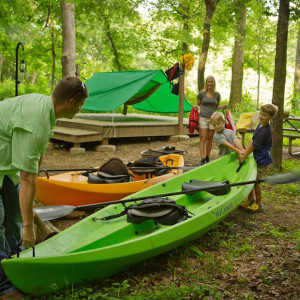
36, 154, 184, 206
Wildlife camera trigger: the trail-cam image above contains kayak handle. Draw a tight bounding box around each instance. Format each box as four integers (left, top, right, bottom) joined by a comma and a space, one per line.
39, 169, 50, 179
16, 242, 35, 258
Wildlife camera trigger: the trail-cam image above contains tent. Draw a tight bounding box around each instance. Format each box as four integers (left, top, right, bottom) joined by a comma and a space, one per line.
82, 70, 193, 113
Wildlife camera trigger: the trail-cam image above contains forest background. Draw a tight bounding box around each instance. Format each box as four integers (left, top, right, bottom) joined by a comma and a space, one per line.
1, 0, 300, 109
0, 0, 300, 169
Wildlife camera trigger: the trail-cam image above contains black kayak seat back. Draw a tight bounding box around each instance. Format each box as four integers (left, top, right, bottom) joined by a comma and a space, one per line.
87, 172, 129, 184
127, 198, 189, 226
88, 157, 131, 184
182, 180, 230, 196
127, 156, 170, 177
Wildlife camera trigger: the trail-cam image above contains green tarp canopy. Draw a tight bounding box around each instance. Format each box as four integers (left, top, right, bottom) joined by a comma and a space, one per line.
82, 70, 193, 113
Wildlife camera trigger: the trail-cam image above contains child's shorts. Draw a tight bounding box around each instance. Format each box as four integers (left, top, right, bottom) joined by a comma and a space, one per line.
199, 117, 214, 130
257, 164, 272, 180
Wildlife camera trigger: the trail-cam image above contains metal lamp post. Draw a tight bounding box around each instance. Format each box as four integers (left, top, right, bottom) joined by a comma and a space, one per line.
15, 42, 25, 96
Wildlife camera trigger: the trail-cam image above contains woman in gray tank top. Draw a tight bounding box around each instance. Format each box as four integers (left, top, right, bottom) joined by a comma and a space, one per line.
195, 76, 227, 165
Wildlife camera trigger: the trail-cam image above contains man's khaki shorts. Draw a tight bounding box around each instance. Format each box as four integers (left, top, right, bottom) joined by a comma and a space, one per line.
199, 117, 214, 130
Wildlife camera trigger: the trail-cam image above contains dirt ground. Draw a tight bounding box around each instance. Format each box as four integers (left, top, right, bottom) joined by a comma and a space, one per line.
37, 136, 300, 299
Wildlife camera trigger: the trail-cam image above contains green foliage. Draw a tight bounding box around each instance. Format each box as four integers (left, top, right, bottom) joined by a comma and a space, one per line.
286, 87, 300, 115
244, 1, 277, 79
0, 80, 15, 100
230, 90, 257, 119
0, 78, 52, 101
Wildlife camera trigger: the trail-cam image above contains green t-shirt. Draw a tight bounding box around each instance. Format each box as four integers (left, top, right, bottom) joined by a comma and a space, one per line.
0, 93, 56, 187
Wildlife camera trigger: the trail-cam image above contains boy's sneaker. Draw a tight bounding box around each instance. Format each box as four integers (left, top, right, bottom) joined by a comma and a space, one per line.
246, 203, 263, 212
240, 199, 255, 208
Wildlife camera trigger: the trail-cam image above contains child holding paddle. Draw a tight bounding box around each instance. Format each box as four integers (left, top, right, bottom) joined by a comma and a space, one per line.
210, 112, 244, 158
240, 103, 278, 212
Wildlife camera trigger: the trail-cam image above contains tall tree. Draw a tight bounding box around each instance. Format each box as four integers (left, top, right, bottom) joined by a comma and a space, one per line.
294, 22, 300, 104
197, 0, 220, 91
61, 0, 76, 78
271, 0, 290, 169
229, 1, 247, 109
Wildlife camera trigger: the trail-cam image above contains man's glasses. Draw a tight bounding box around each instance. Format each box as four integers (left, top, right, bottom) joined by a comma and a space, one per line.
68, 82, 86, 103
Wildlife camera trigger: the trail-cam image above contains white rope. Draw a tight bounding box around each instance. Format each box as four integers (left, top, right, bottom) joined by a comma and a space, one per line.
102, 111, 116, 139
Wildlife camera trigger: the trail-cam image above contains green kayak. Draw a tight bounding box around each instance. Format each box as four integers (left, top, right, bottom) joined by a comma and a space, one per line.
2, 153, 256, 296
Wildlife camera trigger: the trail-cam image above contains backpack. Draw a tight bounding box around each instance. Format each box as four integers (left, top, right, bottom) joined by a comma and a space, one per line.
188, 107, 199, 133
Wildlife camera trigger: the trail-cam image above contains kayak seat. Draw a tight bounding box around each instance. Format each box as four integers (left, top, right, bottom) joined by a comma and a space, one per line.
127, 156, 170, 178
88, 172, 130, 184
182, 180, 231, 196
98, 197, 190, 226
127, 198, 190, 225
88, 157, 132, 184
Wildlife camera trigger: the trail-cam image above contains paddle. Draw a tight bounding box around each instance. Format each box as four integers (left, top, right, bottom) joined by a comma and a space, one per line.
34, 170, 300, 221
39, 166, 194, 178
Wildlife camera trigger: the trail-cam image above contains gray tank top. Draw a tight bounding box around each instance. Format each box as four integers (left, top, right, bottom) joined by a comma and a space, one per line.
197, 91, 221, 118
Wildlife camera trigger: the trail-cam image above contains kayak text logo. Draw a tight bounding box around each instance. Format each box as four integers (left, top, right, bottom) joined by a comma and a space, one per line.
213, 202, 233, 218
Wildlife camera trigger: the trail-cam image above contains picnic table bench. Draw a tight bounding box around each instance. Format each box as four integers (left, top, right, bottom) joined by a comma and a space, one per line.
283, 116, 300, 156
237, 116, 300, 156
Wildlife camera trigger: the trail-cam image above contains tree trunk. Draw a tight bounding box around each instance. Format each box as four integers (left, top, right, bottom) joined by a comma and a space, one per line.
76, 63, 80, 78
102, 13, 122, 71
271, 0, 290, 170
0, 54, 3, 82
197, 0, 219, 91
294, 22, 300, 108
257, 48, 261, 108
229, 4, 247, 109
178, 8, 189, 134
61, 0, 76, 78
49, 18, 56, 90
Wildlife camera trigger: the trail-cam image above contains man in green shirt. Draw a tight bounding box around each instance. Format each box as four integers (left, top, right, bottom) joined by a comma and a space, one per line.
0, 77, 89, 298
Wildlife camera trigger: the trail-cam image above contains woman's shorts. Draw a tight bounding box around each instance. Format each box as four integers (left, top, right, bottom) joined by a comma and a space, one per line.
199, 117, 214, 130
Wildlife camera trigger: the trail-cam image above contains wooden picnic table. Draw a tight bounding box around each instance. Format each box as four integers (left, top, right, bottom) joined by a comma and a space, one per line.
237, 116, 300, 156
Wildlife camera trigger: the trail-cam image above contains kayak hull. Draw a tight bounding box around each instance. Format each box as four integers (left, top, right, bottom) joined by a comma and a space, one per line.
2, 153, 256, 295
36, 154, 184, 206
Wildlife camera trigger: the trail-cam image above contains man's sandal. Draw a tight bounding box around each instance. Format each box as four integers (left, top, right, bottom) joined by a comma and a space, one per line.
246, 203, 263, 212
239, 199, 255, 208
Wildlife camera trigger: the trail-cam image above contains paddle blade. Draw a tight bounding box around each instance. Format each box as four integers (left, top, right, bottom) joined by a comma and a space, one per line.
34, 205, 76, 221
262, 170, 300, 184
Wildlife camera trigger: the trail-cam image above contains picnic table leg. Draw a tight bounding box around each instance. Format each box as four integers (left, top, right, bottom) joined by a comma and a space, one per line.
288, 137, 292, 156
241, 133, 245, 148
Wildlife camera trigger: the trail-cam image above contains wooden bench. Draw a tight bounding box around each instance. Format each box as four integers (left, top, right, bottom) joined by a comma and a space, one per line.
283, 116, 300, 156
52, 126, 103, 148
283, 134, 300, 156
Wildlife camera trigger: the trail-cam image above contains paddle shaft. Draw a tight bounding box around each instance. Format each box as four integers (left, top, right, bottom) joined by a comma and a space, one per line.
76, 179, 263, 210
40, 166, 193, 174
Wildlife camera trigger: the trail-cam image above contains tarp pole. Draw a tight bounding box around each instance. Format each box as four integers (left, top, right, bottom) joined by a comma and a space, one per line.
178, 64, 185, 135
